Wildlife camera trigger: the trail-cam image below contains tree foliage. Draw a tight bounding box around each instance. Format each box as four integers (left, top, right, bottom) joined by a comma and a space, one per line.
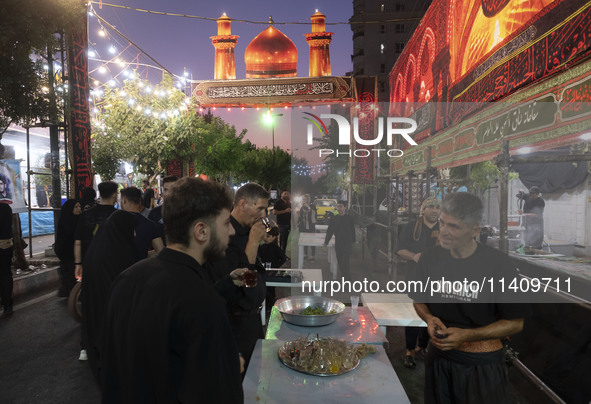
92, 74, 251, 181
236, 147, 291, 190
450, 161, 500, 195
0, 0, 84, 132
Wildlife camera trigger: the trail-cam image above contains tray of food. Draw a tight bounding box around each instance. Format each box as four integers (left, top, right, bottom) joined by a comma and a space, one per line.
277, 336, 376, 376
274, 296, 345, 326
265, 270, 303, 283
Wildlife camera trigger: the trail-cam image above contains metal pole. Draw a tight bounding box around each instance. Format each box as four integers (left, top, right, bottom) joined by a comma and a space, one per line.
272, 120, 275, 150
47, 51, 62, 231
497, 141, 510, 254
511, 359, 567, 404
26, 128, 33, 258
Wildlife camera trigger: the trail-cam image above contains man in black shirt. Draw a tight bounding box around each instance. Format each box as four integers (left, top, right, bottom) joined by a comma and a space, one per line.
274, 189, 291, 256
147, 175, 178, 244
517, 185, 545, 249
207, 183, 269, 367
410, 193, 527, 404
324, 201, 355, 280
141, 179, 155, 209
101, 178, 243, 403
396, 196, 440, 368
74, 181, 118, 279
120, 187, 164, 259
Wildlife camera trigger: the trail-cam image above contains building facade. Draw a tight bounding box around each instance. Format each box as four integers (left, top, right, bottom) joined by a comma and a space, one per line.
349, 0, 432, 102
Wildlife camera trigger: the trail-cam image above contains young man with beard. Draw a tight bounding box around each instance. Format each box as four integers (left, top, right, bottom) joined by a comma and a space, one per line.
410, 193, 527, 404
207, 183, 269, 367
100, 178, 243, 403
396, 197, 441, 369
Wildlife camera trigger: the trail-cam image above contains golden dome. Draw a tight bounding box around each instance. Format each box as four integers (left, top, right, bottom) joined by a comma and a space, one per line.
245, 25, 298, 78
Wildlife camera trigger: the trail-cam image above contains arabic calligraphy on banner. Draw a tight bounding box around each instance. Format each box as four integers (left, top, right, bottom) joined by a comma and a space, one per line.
475, 96, 557, 145
207, 82, 333, 98
192, 76, 352, 106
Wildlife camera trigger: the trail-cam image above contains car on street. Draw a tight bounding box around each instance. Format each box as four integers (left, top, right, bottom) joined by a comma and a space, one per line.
313, 198, 337, 223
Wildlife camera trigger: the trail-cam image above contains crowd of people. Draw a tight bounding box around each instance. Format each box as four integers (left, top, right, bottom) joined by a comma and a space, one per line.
0, 176, 535, 404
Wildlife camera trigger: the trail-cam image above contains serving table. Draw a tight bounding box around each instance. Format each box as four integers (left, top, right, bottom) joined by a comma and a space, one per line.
265, 306, 388, 346
361, 293, 426, 335
297, 233, 338, 279
243, 339, 411, 404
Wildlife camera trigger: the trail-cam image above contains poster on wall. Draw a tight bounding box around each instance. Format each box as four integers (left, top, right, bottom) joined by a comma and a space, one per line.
0, 160, 26, 213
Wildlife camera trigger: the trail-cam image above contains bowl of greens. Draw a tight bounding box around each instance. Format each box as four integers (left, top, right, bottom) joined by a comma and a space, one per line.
274, 296, 345, 326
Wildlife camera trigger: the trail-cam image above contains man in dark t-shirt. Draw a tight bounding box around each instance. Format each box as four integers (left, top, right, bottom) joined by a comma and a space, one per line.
273, 189, 291, 255
324, 201, 355, 280
74, 181, 119, 279
410, 193, 527, 404
120, 187, 164, 259
396, 196, 440, 369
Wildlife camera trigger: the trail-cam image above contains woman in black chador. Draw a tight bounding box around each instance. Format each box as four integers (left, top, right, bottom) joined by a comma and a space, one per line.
54, 199, 82, 296
81, 210, 138, 382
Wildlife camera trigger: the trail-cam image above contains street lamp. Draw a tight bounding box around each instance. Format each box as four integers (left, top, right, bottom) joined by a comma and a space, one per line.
263, 111, 283, 149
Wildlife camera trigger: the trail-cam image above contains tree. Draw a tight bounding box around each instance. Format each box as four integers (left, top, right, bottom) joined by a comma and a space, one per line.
450, 161, 500, 196
0, 0, 84, 133
236, 147, 291, 190
92, 74, 251, 181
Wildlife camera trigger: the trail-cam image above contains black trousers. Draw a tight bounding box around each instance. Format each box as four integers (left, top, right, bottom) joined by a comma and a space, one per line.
58, 256, 77, 295
278, 225, 290, 254
405, 326, 430, 350
425, 347, 509, 404
0, 254, 13, 309
336, 246, 352, 280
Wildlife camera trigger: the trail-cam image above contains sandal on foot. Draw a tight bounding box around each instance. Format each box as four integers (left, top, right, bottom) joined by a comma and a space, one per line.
403, 355, 416, 369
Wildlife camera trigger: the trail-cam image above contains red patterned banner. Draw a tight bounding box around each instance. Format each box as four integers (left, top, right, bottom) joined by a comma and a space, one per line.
353, 77, 376, 184
67, 15, 92, 197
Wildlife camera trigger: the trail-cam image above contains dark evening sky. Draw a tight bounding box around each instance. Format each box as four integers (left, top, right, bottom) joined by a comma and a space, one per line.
89, 0, 355, 153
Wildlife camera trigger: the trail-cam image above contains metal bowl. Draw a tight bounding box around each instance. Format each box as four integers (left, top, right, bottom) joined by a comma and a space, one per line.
274, 296, 345, 326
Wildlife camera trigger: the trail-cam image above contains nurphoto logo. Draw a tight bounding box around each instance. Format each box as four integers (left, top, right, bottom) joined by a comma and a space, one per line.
303, 112, 418, 158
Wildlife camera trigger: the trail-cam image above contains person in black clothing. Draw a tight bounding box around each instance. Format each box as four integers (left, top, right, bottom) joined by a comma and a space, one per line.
274, 189, 291, 256
54, 199, 82, 297
101, 178, 243, 403
81, 187, 97, 211
120, 187, 164, 259
73, 181, 118, 361
141, 179, 155, 209
82, 210, 138, 383
0, 203, 14, 316
297, 194, 317, 263
410, 193, 527, 404
258, 230, 287, 269
396, 197, 440, 369
517, 185, 545, 249
324, 201, 355, 280
74, 181, 119, 280
147, 175, 178, 244
207, 183, 269, 368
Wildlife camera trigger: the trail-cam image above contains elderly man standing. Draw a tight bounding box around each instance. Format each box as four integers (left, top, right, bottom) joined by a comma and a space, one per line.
410, 193, 527, 404
207, 183, 269, 367
101, 178, 243, 403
